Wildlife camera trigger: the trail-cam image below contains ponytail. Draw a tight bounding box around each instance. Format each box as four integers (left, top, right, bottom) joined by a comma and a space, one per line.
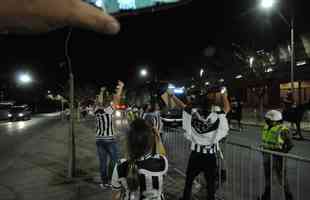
126, 119, 154, 192
127, 160, 140, 192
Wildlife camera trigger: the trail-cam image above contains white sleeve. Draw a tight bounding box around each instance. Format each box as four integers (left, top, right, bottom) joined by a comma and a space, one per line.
104, 106, 114, 115
111, 164, 122, 191
182, 110, 192, 140
216, 114, 229, 141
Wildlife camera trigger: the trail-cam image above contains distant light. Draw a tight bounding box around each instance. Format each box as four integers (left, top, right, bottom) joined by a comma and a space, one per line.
191, 85, 195, 88
115, 110, 122, 118
219, 78, 224, 82
8, 113, 12, 117
174, 88, 184, 94
18, 113, 24, 117
140, 69, 148, 77
249, 57, 254, 68
235, 75, 243, 79
47, 90, 51, 94
168, 84, 175, 89
95, 0, 103, 7
200, 69, 204, 77
115, 120, 122, 126
205, 82, 210, 85
266, 67, 273, 73
297, 60, 306, 66
119, 0, 136, 10
261, 0, 275, 9
18, 73, 32, 84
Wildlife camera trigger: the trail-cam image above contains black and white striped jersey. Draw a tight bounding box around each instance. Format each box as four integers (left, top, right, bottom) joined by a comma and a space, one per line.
111, 153, 168, 200
183, 107, 229, 154
143, 112, 162, 132
95, 106, 115, 140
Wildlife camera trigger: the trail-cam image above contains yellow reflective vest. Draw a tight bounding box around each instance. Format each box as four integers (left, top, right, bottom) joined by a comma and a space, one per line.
262, 124, 288, 150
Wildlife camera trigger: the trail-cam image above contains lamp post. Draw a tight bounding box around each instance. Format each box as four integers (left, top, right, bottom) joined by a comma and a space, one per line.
139, 67, 158, 103
64, 28, 76, 179
260, 0, 295, 94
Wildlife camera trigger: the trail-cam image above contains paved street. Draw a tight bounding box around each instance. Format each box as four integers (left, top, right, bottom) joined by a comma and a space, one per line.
0, 115, 189, 200
1, 114, 309, 200
0, 114, 109, 200
0, 113, 61, 172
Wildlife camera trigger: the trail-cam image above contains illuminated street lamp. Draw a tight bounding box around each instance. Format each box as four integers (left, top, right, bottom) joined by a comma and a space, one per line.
140, 69, 148, 77
260, 0, 275, 9
18, 73, 32, 84
259, 0, 295, 93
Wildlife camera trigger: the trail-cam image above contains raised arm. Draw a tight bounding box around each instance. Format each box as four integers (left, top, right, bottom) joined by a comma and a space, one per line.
221, 88, 231, 114
113, 80, 124, 105
168, 91, 186, 109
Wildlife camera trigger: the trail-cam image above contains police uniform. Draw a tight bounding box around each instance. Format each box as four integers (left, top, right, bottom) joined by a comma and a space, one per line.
260, 110, 293, 200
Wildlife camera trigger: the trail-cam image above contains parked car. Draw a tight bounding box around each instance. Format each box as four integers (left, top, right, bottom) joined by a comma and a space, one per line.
8, 105, 32, 121
0, 102, 13, 120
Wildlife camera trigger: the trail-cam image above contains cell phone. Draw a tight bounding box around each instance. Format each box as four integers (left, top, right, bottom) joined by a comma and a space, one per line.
84, 0, 191, 15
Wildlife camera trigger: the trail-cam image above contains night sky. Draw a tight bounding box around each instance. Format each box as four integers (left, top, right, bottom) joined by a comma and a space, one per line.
1, 0, 309, 93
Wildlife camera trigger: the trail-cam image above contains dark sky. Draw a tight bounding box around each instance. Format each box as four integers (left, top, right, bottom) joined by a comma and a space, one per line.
1, 0, 309, 92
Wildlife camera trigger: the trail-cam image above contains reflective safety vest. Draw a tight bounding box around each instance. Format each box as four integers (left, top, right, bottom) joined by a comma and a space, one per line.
127, 111, 139, 122
262, 124, 288, 150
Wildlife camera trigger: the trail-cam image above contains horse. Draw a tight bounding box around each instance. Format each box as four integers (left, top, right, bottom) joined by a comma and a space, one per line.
282, 101, 310, 140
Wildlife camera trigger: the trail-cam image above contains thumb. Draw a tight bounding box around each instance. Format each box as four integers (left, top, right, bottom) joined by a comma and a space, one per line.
69, 1, 120, 34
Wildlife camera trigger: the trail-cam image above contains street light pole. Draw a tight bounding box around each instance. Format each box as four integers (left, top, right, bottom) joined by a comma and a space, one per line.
260, 0, 296, 100
65, 28, 76, 179
290, 17, 295, 94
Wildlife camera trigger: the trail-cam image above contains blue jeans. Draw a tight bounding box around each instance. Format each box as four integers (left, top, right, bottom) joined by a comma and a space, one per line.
96, 139, 119, 182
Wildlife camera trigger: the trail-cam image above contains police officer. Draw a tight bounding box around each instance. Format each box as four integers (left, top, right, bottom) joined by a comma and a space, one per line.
260, 110, 294, 200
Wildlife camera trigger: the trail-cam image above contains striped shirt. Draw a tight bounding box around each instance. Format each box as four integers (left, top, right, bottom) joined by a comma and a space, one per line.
111, 153, 168, 200
183, 107, 229, 154
95, 106, 115, 140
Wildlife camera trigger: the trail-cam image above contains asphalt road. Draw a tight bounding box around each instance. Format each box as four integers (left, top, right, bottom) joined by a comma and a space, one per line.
1, 115, 309, 200
0, 113, 61, 172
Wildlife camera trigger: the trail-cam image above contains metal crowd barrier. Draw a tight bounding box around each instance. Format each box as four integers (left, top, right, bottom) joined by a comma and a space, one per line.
162, 126, 310, 200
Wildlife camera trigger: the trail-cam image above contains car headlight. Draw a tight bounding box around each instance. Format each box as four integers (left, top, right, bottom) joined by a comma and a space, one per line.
19, 113, 24, 117
115, 111, 122, 118
8, 113, 12, 117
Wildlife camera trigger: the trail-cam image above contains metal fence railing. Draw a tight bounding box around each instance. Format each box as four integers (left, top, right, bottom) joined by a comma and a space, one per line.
162, 126, 310, 200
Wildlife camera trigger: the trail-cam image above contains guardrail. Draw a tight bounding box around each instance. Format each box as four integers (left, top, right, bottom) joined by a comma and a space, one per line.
162, 127, 310, 200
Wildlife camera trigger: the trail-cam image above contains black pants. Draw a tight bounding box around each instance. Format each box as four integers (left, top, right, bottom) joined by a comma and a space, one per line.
262, 153, 292, 200
182, 151, 217, 200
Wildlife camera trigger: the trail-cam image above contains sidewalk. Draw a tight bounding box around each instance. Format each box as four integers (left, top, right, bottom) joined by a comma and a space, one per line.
0, 118, 189, 200
230, 109, 310, 132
